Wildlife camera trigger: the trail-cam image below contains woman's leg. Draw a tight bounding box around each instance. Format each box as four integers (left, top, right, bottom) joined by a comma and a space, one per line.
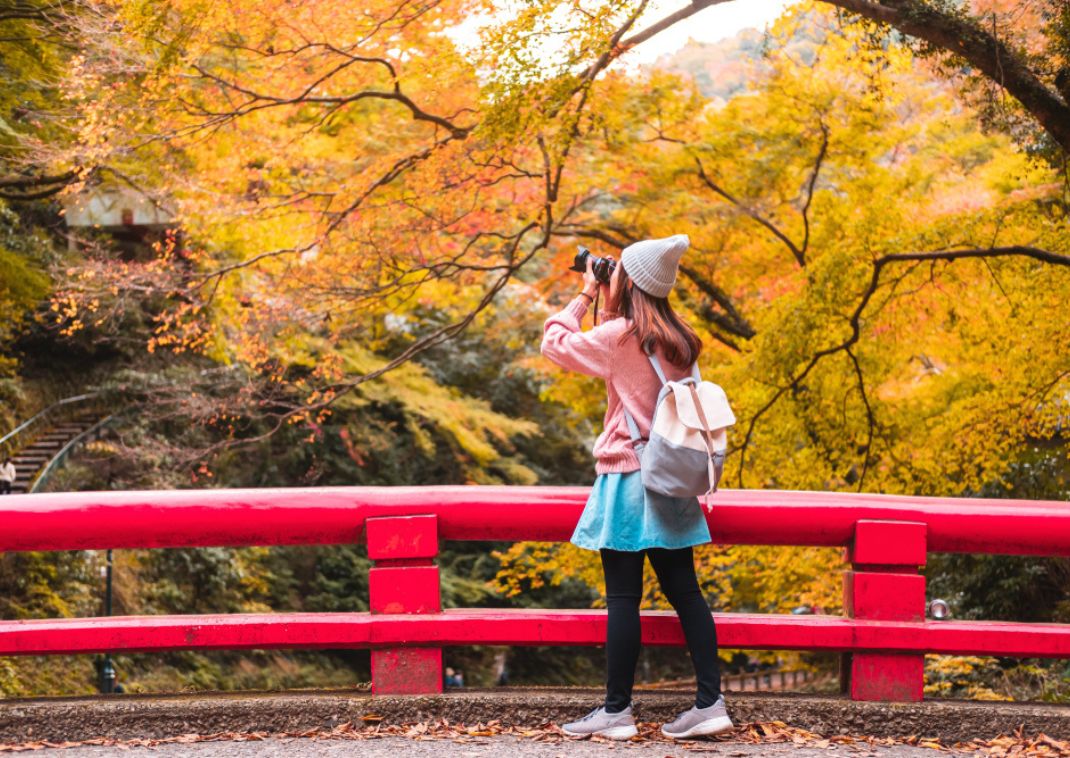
599, 548, 646, 713
648, 547, 722, 708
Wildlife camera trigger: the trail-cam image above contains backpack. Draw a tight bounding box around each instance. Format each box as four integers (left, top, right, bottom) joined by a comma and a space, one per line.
623, 354, 736, 512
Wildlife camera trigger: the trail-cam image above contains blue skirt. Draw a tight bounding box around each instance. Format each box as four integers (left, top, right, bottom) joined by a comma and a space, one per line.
570, 471, 711, 552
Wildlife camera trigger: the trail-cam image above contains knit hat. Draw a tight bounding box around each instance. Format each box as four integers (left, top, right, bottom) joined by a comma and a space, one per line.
620, 234, 689, 298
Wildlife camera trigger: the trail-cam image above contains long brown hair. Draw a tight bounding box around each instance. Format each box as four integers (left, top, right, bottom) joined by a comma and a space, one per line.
617, 271, 702, 368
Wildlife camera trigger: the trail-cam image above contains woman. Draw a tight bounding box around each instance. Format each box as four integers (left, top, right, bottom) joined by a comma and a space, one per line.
540, 234, 732, 741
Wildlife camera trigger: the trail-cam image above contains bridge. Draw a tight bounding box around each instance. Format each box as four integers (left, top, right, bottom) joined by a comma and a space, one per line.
2, 485, 1069, 708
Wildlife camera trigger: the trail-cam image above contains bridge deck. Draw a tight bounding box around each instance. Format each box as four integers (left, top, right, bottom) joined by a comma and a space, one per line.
2, 688, 1070, 745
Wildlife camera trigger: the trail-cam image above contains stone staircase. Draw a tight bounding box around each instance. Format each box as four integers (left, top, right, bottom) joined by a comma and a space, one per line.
6, 409, 102, 494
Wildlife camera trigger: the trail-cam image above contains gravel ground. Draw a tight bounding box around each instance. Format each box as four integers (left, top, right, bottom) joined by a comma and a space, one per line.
6, 688, 1068, 745
40, 734, 966, 757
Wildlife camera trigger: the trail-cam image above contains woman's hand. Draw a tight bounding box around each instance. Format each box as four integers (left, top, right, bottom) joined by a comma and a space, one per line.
582, 256, 600, 299
604, 257, 623, 314
582, 254, 623, 317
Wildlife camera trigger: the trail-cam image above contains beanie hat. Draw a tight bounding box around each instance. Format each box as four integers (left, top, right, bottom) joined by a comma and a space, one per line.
620, 234, 689, 298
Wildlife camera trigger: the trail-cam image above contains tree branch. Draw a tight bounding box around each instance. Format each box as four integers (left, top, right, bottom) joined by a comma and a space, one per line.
693, 156, 806, 267
828, 0, 1070, 152
845, 346, 875, 491
679, 264, 756, 340
0, 170, 79, 201
187, 59, 473, 139
799, 122, 830, 261
613, 0, 735, 56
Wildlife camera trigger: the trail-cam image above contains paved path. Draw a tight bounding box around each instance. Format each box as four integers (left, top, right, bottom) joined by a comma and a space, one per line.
41, 735, 965, 756
7, 689, 1065, 746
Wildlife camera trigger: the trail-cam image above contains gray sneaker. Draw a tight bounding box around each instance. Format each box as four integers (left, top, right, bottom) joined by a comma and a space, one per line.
661, 695, 734, 739
561, 703, 638, 740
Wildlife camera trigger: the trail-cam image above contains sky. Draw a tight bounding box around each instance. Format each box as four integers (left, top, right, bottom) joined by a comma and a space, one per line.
623, 0, 795, 65
449, 0, 796, 69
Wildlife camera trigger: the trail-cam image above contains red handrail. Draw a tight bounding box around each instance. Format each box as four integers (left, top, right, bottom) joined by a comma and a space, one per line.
3, 486, 1069, 555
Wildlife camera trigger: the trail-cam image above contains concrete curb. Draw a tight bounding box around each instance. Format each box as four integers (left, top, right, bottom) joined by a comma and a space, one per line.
1, 688, 1068, 745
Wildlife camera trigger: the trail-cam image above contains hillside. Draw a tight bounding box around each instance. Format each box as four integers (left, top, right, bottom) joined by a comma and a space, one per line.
646, 26, 818, 103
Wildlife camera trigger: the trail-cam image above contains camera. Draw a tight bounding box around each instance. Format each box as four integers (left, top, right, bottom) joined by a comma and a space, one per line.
569, 246, 616, 284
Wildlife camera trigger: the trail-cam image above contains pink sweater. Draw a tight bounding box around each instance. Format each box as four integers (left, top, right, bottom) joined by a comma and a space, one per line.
541, 296, 697, 475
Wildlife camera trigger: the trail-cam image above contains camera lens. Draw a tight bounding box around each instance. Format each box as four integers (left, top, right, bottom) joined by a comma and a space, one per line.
569, 247, 620, 284
569, 246, 615, 284
592, 256, 615, 284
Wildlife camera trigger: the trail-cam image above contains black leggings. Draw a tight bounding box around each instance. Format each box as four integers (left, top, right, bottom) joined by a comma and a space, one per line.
600, 547, 721, 712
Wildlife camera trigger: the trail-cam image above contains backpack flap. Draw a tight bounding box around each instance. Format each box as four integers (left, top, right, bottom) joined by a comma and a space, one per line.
668, 381, 736, 433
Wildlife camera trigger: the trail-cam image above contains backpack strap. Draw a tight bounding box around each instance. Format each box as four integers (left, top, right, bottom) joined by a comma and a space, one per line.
623, 354, 666, 449
688, 383, 721, 497
648, 353, 701, 385
623, 407, 642, 447
647, 353, 669, 385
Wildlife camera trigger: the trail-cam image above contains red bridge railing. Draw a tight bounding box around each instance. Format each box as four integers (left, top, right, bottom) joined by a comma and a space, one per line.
2, 487, 1069, 701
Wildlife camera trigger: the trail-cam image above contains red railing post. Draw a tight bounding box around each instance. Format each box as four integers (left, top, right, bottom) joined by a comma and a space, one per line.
366, 514, 442, 695
843, 519, 927, 701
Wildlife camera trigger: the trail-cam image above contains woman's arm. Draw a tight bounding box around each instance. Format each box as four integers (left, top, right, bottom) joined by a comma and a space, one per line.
540, 295, 613, 379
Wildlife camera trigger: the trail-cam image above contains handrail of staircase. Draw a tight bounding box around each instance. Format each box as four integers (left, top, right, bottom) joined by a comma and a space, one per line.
29, 413, 118, 494
0, 392, 102, 449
